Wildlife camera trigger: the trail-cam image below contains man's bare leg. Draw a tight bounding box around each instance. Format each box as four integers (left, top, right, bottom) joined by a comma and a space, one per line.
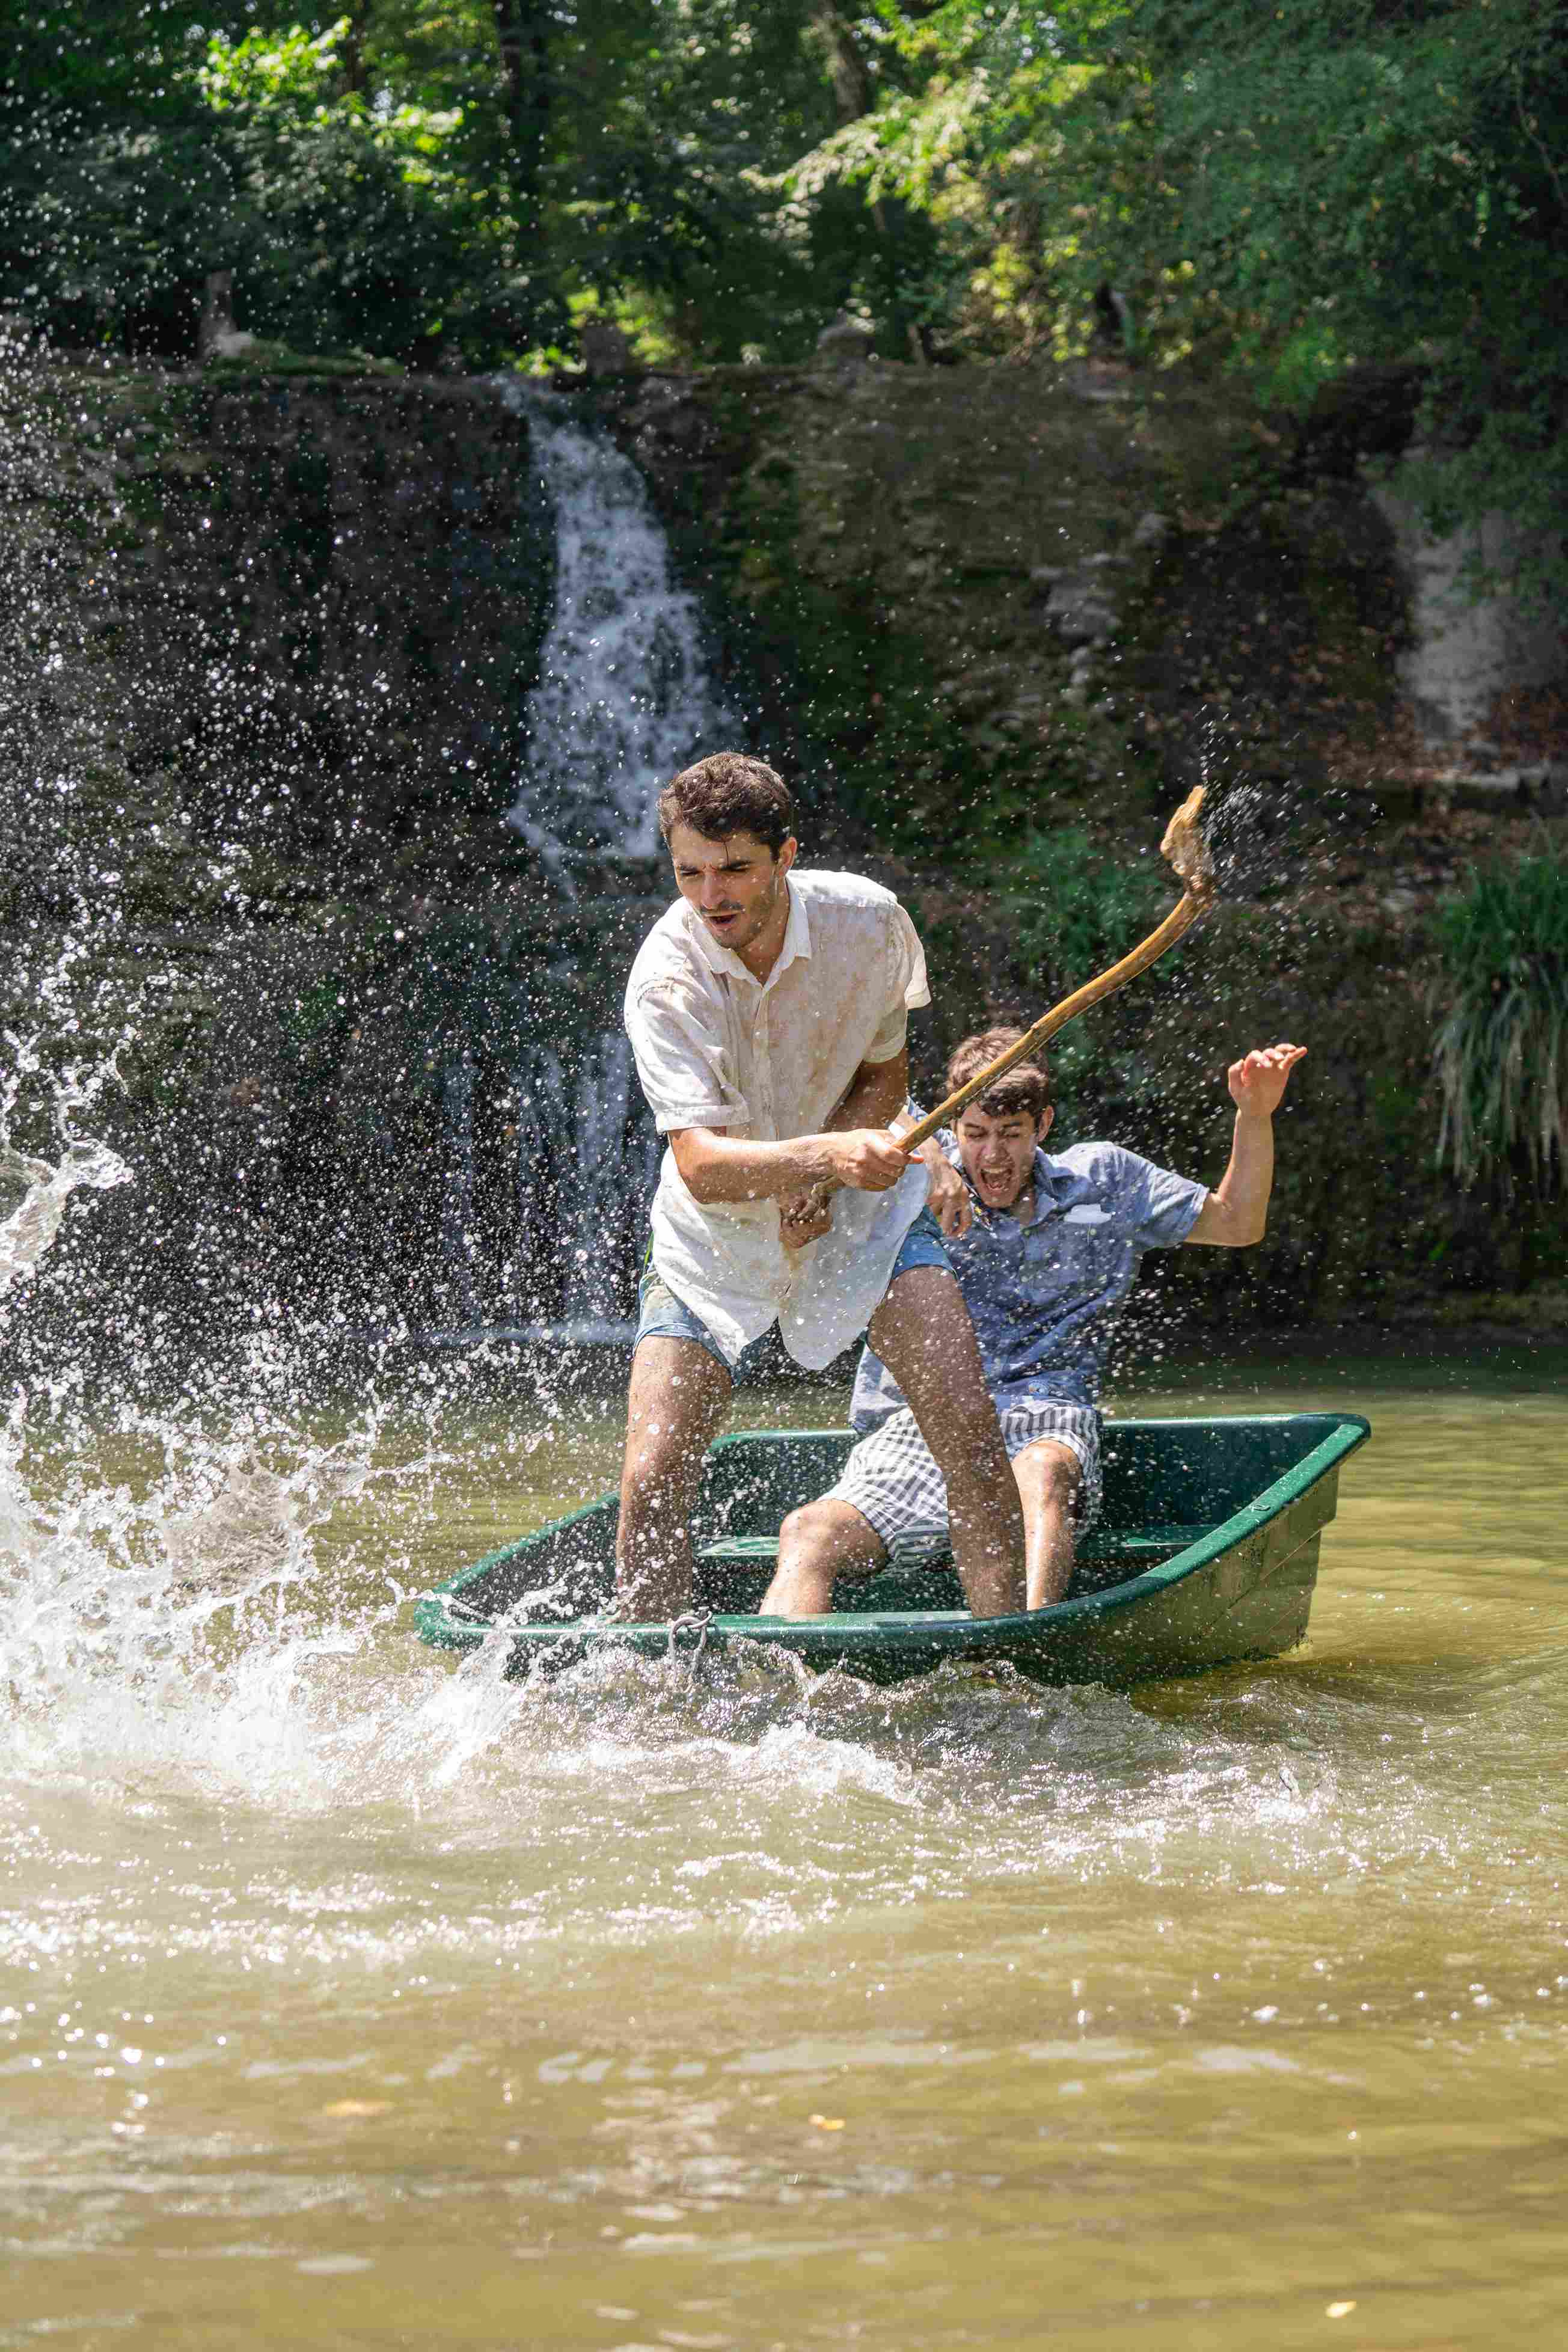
765, 1435, 1082, 1619
1012, 1439, 1082, 1609
614, 1337, 733, 1619
869, 1266, 1025, 1618
761, 1499, 886, 1617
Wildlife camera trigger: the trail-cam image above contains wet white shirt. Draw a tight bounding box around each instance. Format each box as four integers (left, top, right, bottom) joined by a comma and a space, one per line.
623, 869, 933, 1370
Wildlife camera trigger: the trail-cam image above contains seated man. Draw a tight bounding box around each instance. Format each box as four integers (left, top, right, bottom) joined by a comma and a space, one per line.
761, 1026, 1306, 1615
617, 756, 1026, 1623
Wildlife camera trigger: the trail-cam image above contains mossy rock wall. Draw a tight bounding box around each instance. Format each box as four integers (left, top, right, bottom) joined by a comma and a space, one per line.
2, 350, 1562, 1356
591, 358, 1409, 858
1, 361, 558, 1349
589, 358, 1564, 1329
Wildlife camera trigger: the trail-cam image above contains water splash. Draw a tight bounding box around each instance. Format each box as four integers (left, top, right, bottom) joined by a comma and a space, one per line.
0, 1015, 131, 1305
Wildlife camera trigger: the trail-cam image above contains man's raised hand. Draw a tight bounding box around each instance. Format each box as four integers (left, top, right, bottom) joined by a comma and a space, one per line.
1228, 1043, 1307, 1116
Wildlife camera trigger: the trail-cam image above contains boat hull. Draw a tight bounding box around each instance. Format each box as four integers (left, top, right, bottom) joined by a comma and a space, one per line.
415, 1413, 1370, 1689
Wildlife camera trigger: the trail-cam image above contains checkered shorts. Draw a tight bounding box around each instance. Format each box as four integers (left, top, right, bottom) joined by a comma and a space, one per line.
825, 1395, 1102, 1566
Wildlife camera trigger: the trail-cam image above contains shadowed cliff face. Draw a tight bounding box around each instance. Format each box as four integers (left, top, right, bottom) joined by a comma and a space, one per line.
589, 359, 1416, 859
2, 365, 552, 941
1, 362, 563, 1357
112, 376, 553, 899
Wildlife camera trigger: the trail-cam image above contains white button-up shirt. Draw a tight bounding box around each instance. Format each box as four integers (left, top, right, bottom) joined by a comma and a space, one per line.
623, 869, 933, 1369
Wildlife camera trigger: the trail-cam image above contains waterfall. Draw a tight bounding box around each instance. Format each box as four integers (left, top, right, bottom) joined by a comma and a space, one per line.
437, 389, 735, 1345
507, 1036, 665, 1341
502, 384, 736, 871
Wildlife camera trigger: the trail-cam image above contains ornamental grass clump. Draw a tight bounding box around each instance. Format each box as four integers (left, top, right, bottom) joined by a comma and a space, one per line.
1433, 854, 1568, 1197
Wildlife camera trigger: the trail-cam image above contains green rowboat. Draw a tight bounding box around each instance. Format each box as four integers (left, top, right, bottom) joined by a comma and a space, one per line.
415, 1410, 1370, 1688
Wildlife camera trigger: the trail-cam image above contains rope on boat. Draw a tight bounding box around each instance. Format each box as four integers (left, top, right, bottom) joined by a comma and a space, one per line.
667, 1608, 715, 1679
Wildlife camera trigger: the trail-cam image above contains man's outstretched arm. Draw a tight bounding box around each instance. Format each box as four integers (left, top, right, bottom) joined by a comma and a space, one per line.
1184, 1043, 1306, 1248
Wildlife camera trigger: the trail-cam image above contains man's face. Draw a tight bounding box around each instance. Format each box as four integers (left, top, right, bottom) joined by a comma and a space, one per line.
954, 1101, 1053, 1212
667, 823, 796, 958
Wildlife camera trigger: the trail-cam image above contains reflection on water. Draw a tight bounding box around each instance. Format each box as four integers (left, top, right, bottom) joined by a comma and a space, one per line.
2, 1342, 1567, 2351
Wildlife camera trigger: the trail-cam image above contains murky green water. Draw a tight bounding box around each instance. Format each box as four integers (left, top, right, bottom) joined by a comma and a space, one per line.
4, 1341, 1567, 2350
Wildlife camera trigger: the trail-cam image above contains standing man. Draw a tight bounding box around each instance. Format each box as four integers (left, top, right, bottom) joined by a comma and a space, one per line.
761, 1027, 1307, 1616
617, 753, 1025, 1621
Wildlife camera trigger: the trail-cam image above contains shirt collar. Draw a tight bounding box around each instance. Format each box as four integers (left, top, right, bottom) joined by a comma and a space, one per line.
1020, 1146, 1073, 1227
682, 874, 810, 990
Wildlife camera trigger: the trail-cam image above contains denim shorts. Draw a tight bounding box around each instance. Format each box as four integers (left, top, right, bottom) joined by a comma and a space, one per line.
635, 1207, 952, 1380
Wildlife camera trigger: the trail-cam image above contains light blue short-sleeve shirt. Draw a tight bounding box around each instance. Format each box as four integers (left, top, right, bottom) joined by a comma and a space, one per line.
850, 1135, 1207, 1431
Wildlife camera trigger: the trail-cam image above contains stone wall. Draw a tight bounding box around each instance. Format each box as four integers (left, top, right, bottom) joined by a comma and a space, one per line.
1371, 479, 1567, 746
1, 359, 556, 1353
3, 349, 1564, 1362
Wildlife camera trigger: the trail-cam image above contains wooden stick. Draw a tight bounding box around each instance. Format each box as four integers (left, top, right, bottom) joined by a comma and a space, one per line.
902, 788, 1215, 1152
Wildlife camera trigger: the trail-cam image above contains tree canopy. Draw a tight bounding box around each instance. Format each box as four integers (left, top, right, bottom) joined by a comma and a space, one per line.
2, 0, 1564, 582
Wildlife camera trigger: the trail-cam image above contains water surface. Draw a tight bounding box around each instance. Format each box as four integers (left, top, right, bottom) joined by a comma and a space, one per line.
4, 1341, 1566, 2350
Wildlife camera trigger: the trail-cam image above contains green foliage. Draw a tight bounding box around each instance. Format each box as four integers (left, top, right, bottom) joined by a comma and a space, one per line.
0, 0, 860, 367
1002, 827, 1168, 997
7, 0, 1566, 574
785, 1, 1568, 597
1434, 855, 1568, 1195
2, 6, 506, 360
1108, 0, 1568, 601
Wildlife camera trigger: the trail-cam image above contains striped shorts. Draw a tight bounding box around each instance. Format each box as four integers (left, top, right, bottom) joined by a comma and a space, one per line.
825, 1394, 1102, 1566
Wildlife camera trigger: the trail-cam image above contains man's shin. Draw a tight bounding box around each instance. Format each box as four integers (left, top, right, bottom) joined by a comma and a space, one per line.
947, 1490, 1026, 1618
614, 1461, 697, 1612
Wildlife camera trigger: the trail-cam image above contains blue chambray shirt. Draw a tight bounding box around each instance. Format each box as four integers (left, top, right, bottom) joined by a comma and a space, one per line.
850, 1133, 1207, 1432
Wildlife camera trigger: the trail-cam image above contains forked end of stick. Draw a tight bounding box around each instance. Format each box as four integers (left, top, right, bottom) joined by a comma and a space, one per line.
1160, 785, 1216, 902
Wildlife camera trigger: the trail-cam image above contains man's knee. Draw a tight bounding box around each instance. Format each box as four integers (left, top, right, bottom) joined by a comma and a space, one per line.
777, 1498, 886, 1576
778, 1501, 818, 1554
1015, 1442, 1082, 1504
765, 1499, 884, 1617
779, 1499, 851, 1560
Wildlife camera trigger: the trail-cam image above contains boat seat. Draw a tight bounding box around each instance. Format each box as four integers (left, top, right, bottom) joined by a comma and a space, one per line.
696, 1526, 1214, 1567
691, 1524, 1219, 1612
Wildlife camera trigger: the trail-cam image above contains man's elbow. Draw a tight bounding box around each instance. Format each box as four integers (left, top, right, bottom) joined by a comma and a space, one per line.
1196, 1200, 1268, 1248
1224, 1207, 1269, 1249
670, 1131, 720, 1199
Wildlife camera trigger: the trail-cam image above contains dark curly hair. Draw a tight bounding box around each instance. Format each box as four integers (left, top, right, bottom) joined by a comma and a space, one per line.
657, 753, 795, 856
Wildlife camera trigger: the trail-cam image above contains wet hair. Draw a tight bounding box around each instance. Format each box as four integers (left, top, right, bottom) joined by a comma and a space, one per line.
946, 1027, 1052, 1121
657, 753, 795, 857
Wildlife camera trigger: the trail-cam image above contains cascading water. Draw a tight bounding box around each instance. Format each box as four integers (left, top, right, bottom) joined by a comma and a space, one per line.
508, 1033, 664, 1337
423, 385, 741, 1340
503, 383, 737, 873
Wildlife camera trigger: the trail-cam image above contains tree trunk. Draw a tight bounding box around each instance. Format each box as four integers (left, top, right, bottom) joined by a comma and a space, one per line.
341, 2, 367, 97
492, 0, 553, 236
810, 2, 874, 124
